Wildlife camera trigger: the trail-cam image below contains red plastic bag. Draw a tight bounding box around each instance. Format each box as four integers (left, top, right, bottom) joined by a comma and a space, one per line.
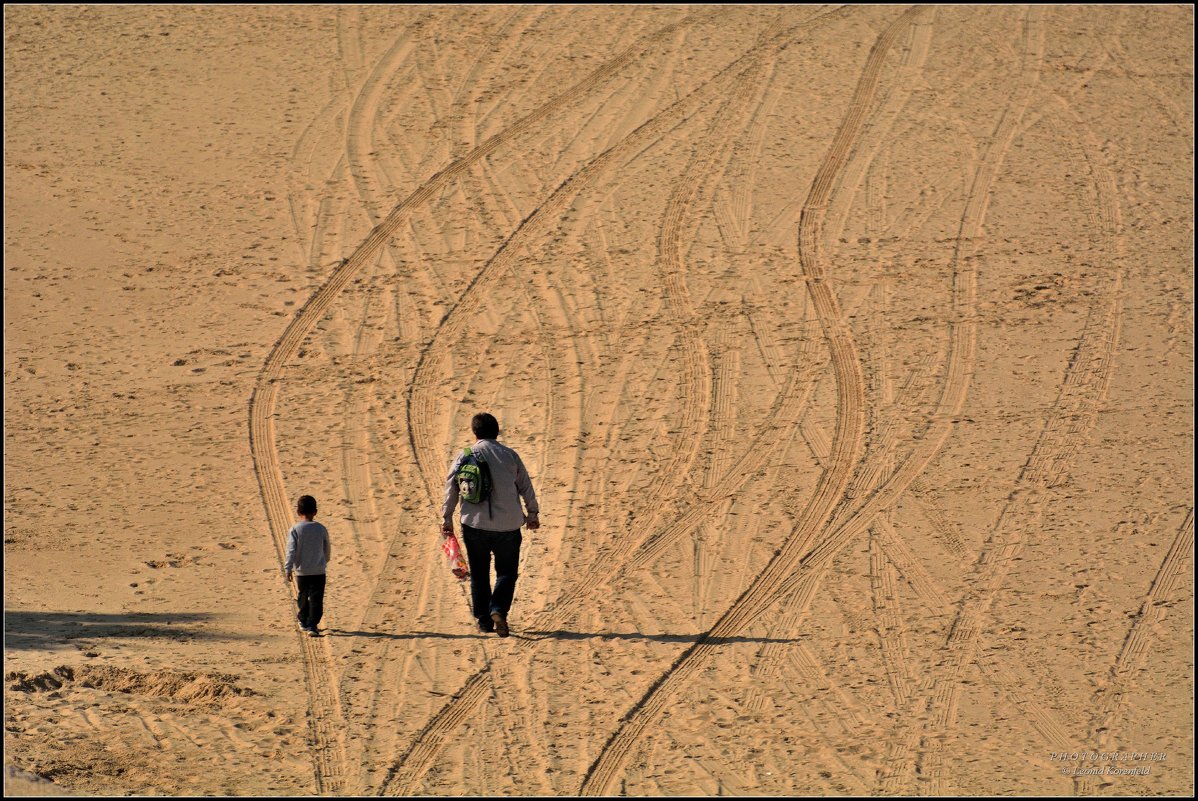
442, 533, 469, 580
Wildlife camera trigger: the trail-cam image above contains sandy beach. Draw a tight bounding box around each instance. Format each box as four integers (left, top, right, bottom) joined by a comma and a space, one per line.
4, 5, 1193, 796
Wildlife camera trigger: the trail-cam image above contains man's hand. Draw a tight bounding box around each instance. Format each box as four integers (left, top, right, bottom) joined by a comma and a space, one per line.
525, 514, 540, 530
285, 571, 293, 583
441, 522, 454, 537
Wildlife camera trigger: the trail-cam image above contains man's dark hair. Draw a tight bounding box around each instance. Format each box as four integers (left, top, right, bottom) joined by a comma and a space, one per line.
297, 495, 318, 517
471, 412, 499, 440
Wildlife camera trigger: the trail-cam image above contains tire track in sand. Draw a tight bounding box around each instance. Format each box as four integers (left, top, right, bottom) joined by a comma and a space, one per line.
600, 5, 1076, 792
622, 9, 936, 769
576, 18, 787, 779
401, 6, 747, 507
335, 23, 486, 793
353, 14, 669, 783
750, 15, 1110, 785
769, 34, 1127, 785
722, 6, 1042, 788
826, 13, 937, 717
1074, 509, 1194, 794
357, 9, 545, 638
579, 8, 925, 794
406, 5, 845, 618
249, 12, 717, 794
382, 8, 855, 795
618, 18, 963, 785
391, 9, 722, 496
913, 78, 1132, 797
536, 7, 847, 607
683, 30, 784, 630
435, 16, 632, 790
256, 16, 409, 796
798, 422, 1078, 760
876, 10, 1145, 785
624, 24, 786, 632
354, 12, 655, 786
336, 21, 435, 617
746, 179, 967, 699
456, 20, 701, 781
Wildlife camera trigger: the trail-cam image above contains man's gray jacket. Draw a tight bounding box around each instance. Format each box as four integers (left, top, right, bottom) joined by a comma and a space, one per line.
442, 439, 539, 532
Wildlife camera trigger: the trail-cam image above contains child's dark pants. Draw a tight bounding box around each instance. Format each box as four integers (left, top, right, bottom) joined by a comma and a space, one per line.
296, 573, 326, 629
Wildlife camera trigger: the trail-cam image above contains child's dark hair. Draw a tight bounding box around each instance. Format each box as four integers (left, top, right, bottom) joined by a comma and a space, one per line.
297, 495, 318, 517
471, 412, 499, 440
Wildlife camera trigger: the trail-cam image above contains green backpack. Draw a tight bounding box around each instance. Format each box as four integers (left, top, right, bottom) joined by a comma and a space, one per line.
457, 446, 493, 517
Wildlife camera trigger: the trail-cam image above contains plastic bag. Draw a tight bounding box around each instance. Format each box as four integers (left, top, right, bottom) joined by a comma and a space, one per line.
442, 533, 469, 580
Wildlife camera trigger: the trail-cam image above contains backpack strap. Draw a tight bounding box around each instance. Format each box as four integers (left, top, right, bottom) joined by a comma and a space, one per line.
477, 449, 493, 519
456, 447, 473, 495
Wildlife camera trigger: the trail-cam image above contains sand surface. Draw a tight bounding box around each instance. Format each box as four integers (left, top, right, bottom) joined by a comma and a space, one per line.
4, 5, 1193, 797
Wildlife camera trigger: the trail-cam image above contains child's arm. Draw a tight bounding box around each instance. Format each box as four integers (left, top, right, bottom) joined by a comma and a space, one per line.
283, 526, 297, 580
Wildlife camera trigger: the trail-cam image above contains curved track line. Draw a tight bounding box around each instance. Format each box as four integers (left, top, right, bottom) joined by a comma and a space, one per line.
252, 21, 399, 793
249, 13, 721, 794
340, 0, 699, 680
1019, 84, 1159, 798
579, 8, 927, 794
1105, 20, 1186, 129
621, 30, 787, 622
337, 27, 482, 792
918, 82, 1132, 796
259, 8, 715, 433
349, 9, 642, 780
586, 4, 1043, 793
600, 8, 940, 781
295, 25, 466, 791
407, 4, 849, 609
869, 526, 915, 708
449, 8, 541, 155
1075, 509, 1194, 793
381, 8, 856, 795
336, 22, 432, 596
434, 19, 630, 784
872, 10, 1150, 785
592, 11, 945, 786
355, 10, 539, 640
402, 10, 805, 506
400, 12, 739, 500
868, 515, 1077, 751
555, 32, 829, 581
745, 11, 1122, 789
588, 21, 786, 774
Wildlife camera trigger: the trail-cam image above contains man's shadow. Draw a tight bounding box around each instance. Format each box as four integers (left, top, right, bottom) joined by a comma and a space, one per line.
328, 628, 803, 644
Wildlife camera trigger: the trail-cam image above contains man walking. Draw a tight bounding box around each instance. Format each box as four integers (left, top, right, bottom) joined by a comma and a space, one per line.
442, 412, 539, 637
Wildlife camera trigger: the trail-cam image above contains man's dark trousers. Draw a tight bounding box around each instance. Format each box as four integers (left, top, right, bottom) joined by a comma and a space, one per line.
461, 524, 521, 624
296, 573, 326, 629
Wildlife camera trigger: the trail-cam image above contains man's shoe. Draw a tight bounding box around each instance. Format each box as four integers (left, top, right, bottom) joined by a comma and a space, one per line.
307, 627, 321, 637
491, 611, 509, 638
477, 619, 495, 633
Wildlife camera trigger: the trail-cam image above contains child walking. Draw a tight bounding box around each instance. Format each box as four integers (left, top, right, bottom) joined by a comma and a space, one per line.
284, 495, 332, 637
